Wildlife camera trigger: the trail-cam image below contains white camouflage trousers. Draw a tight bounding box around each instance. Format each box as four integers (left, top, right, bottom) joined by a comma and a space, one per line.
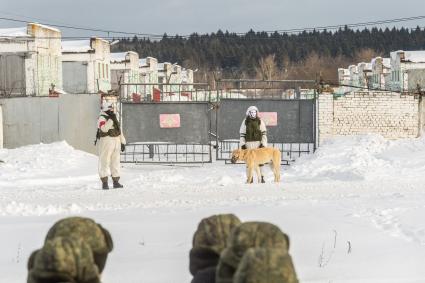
98, 136, 121, 178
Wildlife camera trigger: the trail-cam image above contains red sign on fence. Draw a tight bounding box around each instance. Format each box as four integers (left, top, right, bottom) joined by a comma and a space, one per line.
258, 112, 278, 126
159, 114, 181, 128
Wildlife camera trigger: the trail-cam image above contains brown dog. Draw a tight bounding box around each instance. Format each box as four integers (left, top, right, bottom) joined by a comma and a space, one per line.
231, 147, 281, 183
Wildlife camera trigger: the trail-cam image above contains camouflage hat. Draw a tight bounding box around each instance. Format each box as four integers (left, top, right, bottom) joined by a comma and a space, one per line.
216, 222, 290, 283
190, 214, 241, 275
192, 214, 241, 252
27, 236, 100, 283
45, 217, 113, 272
233, 248, 298, 283
46, 217, 113, 254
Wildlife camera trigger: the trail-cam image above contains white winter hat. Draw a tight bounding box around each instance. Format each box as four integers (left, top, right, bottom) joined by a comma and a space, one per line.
246, 106, 259, 118
102, 101, 113, 111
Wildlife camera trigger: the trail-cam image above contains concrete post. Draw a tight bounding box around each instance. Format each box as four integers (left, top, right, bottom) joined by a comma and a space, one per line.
0, 105, 3, 149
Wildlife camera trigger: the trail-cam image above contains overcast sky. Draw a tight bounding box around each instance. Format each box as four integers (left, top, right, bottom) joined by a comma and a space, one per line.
2, 0, 425, 38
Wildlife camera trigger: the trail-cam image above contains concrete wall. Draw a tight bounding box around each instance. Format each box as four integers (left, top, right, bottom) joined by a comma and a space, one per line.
170, 65, 182, 92
0, 24, 62, 96
319, 92, 420, 142
111, 51, 141, 97
371, 57, 391, 90
390, 51, 425, 91
29, 23, 63, 96
318, 93, 334, 143
420, 96, 425, 134
91, 38, 111, 93
139, 57, 158, 96
62, 38, 111, 94
0, 39, 36, 96
58, 93, 100, 153
0, 105, 2, 149
0, 93, 100, 153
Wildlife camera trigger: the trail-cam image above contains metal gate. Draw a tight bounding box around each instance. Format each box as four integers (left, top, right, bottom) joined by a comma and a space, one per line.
0, 53, 26, 97
215, 79, 317, 164
119, 82, 213, 163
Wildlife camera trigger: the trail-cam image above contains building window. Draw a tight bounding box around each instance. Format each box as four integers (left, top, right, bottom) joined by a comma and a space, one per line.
102, 63, 105, 78
106, 64, 109, 79
98, 63, 101, 79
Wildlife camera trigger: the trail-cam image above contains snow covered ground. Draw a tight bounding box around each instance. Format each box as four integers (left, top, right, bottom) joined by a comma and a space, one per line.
1, 135, 425, 282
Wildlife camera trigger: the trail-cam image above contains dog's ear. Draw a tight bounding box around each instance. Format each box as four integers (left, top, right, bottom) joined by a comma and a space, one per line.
240, 149, 247, 158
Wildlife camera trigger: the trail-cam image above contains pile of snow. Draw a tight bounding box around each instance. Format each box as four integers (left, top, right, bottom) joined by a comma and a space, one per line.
287, 134, 425, 182
1, 134, 425, 216
0, 142, 97, 183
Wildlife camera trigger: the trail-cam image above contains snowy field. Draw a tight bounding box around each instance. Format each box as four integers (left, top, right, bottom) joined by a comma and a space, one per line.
1, 135, 425, 282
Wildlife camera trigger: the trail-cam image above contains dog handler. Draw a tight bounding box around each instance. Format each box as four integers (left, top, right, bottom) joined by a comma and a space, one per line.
239, 106, 268, 183
96, 101, 126, 190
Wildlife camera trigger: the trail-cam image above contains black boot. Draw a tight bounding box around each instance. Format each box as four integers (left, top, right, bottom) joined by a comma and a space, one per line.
112, 177, 123, 189
261, 176, 266, 183
101, 177, 109, 190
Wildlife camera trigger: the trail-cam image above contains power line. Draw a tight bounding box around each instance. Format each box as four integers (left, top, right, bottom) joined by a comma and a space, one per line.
0, 9, 96, 30
268, 15, 425, 34
0, 16, 165, 38
2, 14, 425, 40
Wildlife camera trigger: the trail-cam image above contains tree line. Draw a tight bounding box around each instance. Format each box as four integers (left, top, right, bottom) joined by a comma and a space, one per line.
112, 26, 425, 83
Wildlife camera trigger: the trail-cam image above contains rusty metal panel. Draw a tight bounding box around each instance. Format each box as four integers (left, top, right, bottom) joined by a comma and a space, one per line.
62, 61, 88, 94
0, 54, 26, 96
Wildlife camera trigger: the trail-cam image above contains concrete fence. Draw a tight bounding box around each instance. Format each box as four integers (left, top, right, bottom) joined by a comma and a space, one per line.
319, 91, 423, 143
2, 90, 425, 156
0, 93, 100, 154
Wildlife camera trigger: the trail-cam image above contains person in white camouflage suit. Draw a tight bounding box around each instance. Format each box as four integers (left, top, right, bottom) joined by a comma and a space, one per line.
97, 101, 126, 190
239, 106, 268, 183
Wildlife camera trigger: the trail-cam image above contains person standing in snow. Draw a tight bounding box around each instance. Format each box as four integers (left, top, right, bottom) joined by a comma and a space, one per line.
97, 101, 126, 190
239, 106, 268, 183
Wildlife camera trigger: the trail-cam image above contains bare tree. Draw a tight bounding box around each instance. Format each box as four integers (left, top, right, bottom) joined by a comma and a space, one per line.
256, 54, 278, 80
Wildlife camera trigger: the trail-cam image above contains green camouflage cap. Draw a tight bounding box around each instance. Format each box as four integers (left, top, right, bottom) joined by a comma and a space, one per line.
193, 214, 241, 252
234, 248, 298, 283
216, 222, 290, 283
27, 236, 100, 283
45, 217, 113, 255
190, 214, 241, 275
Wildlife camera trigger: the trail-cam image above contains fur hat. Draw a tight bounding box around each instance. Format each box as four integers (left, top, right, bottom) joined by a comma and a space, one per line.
246, 106, 259, 118
27, 237, 100, 283
190, 214, 241, 275
233, 248, 298, 283
45, 217, 113, 272
216, 222, 290, 283
102, 100, 114, 111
